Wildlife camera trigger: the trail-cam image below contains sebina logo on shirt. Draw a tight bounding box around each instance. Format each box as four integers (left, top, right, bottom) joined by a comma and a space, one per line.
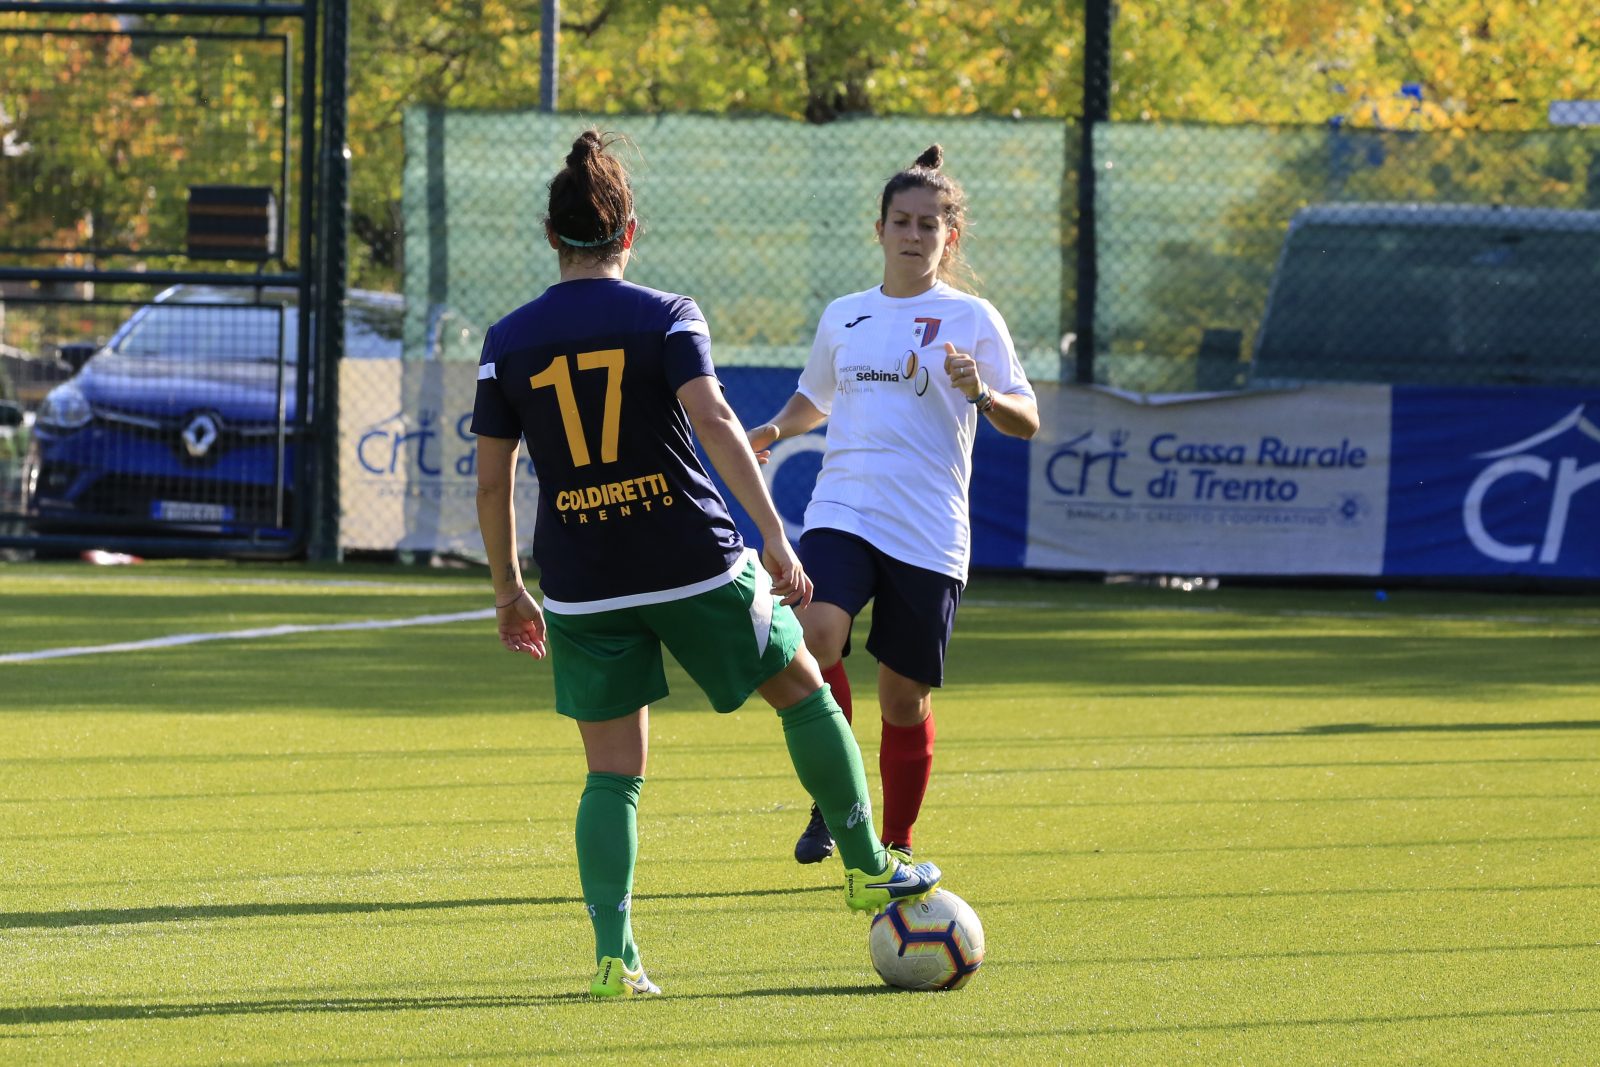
840, 351, 931, 396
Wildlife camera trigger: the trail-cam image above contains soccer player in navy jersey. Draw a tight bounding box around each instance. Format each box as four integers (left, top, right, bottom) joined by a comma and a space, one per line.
748, 145, 1040, 867
471, 130, 942, 998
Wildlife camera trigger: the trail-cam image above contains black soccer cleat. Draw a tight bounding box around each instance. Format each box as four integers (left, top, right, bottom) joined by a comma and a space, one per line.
794, 803, 837, 864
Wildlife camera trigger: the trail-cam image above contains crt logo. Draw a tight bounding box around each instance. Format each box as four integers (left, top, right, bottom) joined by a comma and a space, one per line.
1388, 394, 1600, 577
1463, 405, 1600, 565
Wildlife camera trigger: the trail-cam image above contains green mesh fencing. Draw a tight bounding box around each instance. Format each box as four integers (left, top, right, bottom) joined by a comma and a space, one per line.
402, 111, 1600, 393
401, 109, 1069, 380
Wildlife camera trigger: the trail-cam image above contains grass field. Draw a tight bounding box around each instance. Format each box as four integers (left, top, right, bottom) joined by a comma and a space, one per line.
2, 560, 1599, 1065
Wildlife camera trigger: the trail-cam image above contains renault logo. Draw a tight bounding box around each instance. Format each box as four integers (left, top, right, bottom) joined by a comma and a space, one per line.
182, 413, 221, 458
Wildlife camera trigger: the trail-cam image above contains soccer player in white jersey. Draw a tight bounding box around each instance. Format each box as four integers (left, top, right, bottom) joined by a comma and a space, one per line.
748, 145, 1041, 865
472, 130, 941, 998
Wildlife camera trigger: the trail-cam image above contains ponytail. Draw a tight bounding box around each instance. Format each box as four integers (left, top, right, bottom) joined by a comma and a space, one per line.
548, 129, 635, 257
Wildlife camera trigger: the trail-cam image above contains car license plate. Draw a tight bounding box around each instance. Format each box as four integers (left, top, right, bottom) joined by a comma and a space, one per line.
151, 500, 234, 523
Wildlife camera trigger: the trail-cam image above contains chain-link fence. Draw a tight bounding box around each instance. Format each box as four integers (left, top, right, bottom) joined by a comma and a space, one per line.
0, 3, 337, 557
1094, 123, 1600, 392
399, 111, 1600, 396
0, 23, 294, 277
400, 110, 1071, 383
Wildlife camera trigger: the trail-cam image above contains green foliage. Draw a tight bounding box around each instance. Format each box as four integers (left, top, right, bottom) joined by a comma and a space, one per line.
2, 21, 157, 253
1114, 0, 1597, 130
0, 13, 290, 272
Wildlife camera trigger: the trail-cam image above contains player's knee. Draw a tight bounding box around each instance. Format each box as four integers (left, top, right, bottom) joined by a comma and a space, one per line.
878, 673, 932, 725
802, 627, 845, 667
880, 698, 929, 726
756, 645, 824, 707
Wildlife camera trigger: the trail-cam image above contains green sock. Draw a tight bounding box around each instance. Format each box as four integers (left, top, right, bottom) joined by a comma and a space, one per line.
776, 686, 888, 874
575, 771, 643, 969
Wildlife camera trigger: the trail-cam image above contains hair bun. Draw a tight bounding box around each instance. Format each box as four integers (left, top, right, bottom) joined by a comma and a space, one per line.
915, 144, 944, 170
566, 129, 603, 168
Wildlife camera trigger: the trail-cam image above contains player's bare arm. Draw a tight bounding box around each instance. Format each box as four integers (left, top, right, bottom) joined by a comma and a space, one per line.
678, 376, 813, 608
942, 342, 1039, 440
746, 391, 828, 462
474, 433, 546, 658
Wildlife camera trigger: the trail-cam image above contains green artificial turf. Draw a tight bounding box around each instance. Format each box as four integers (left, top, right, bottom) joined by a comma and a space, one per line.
2, 560, 1598, 1064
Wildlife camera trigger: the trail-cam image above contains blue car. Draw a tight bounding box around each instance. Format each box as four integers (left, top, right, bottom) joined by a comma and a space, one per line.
30, 285, 402, 541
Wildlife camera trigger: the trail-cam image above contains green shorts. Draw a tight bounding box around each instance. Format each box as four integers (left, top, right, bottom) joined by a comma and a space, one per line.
543, 554, 804, 721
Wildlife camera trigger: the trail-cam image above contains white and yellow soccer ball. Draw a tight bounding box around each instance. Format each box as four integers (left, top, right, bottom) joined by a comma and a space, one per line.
868, 889, 985, 991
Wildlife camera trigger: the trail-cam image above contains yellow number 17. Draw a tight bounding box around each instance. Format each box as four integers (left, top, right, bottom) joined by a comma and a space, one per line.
528, 349, 625, 467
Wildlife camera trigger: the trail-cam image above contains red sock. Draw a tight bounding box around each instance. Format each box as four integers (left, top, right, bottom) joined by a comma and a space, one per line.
879, 714, 935, 850
822, 660, 853, 725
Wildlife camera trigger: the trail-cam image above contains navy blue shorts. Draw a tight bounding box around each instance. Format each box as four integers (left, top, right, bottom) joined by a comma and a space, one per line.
797, 527, 963, 688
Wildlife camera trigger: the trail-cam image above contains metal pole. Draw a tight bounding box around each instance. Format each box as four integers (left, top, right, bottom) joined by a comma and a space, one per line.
1073, 0, 1112, 386
309, 0, 348, 562
279, 33, 292, 268
292, 0, 317, 556
540, 0, 558, 112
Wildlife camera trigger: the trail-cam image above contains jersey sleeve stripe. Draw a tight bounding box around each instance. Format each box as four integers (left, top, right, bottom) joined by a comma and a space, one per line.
666, 319, 709, 337
477, 362, 497, 380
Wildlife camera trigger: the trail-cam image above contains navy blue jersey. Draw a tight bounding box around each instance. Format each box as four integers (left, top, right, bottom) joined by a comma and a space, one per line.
471, 278, 744, 607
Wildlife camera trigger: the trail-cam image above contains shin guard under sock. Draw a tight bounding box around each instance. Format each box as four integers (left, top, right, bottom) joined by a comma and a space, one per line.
776, 687, 887, 873
879, 714, 935, 850
575, 771, 643, 968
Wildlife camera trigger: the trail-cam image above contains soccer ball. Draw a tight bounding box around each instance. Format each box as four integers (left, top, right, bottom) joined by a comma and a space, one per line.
868, 889, 985, 991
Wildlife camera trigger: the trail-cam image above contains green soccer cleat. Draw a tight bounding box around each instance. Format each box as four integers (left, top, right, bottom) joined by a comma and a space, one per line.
590, 955, 661, 997
844, 856, 942, 913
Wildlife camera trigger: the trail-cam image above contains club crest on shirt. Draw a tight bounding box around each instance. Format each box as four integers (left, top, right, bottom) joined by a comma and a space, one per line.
913, 317, 942, 347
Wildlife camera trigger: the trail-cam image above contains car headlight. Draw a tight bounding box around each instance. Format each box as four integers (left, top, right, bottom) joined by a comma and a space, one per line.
37, 382, 93, 431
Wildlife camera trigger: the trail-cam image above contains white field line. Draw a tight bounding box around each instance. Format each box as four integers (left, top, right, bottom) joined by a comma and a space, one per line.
8, 573, 486, 593
7, 595, 1597, 667
0, 609, 493, 665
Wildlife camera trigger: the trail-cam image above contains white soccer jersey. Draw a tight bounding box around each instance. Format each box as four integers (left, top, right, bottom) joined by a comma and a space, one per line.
797, 281, 1036, 581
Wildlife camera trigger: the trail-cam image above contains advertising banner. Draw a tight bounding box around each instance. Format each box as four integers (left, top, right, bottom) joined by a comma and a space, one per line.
339, 359, 539, 553
1386, 388, 1600, 578
335, 362, 1034, 570
1025, 383, 1391, 575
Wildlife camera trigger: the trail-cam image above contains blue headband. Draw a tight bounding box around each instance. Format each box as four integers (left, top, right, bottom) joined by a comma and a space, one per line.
557, 222, 628, 248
